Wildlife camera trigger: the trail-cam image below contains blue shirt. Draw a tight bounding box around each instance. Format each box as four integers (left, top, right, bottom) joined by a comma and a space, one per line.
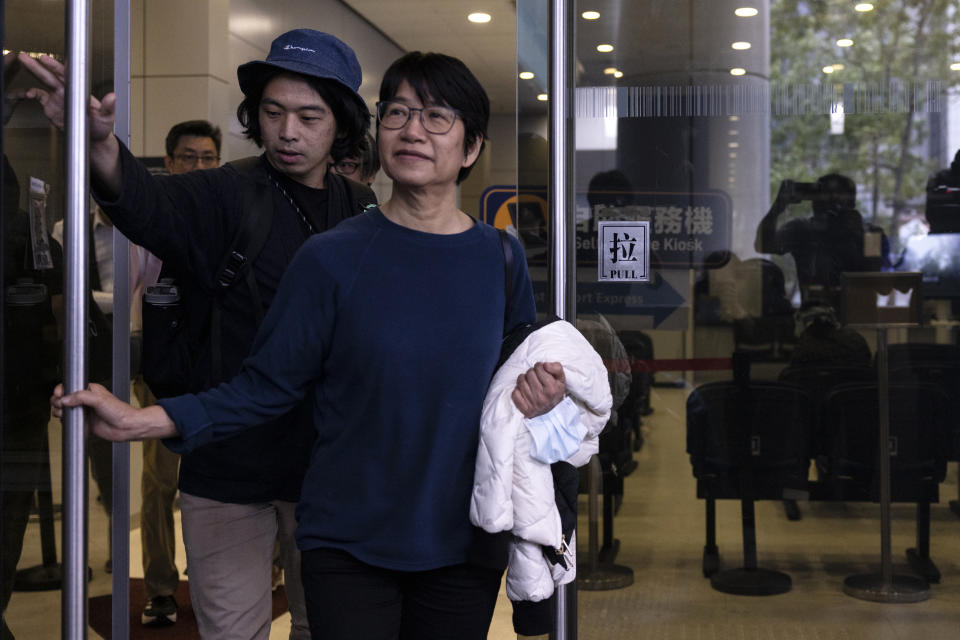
161, 209, 536, 570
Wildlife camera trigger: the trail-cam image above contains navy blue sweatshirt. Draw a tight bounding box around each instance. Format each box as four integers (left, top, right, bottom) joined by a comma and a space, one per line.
161, 209, 536, 570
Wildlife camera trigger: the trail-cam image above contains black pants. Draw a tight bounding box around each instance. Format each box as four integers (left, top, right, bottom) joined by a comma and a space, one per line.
300, 547, 503, 640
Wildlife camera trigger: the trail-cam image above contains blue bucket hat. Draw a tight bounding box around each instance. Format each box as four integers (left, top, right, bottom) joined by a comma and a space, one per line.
237, 29, 363, 104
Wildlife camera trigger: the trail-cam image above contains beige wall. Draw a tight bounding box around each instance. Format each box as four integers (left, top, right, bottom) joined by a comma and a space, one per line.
128, 0, 521, 216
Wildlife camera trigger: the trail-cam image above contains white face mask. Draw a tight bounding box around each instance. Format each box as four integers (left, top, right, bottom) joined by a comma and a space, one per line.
524, 398, 586, 464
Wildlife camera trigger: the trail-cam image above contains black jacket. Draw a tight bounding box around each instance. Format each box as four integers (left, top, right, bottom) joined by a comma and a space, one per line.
95, 143, 374, 503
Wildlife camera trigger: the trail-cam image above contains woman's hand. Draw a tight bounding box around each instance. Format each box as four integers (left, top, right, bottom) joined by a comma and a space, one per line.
512, 362, 566, 418
51, 383, 178, 442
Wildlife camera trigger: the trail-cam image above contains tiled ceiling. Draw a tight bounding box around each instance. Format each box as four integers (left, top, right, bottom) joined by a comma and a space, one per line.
343, 0, 772, 114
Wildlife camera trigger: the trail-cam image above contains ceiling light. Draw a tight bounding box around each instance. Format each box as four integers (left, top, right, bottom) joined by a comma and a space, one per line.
729, 129, 739, 135
613, 71, 623, 78
603, 67, 617, 75
537, 93, 548, 102
832, 63, 844, 70
729, 152, 738, 158
596, 44, 614, 53
731, 41, 751, 50
951, 62, 960, 71
854, 3, 874, 11
730, 67, 746, 76
728, 142, 739, 148
837, 38, 854, 47
823, 65, 835, 73
467, 12, 491, 23
734, 7, 759, 17
519, 71, 534, 80
581, 10, 600, 20
729, 116, 740, 122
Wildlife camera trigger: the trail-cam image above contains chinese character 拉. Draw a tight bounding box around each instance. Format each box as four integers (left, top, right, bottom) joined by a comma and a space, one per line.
609, 232, 638, 263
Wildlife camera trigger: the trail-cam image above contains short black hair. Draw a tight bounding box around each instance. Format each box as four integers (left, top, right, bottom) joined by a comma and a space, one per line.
378, 51, 489, 184
165, 120, 222, 157
236, 68, 370, 162
587, 170, 634, 208
814, 172, 856, 212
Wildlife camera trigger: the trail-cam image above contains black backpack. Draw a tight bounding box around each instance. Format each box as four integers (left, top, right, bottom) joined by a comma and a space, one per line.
139, 158, 376, 398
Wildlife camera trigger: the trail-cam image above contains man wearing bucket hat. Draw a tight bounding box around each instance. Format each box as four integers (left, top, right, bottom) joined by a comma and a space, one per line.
16, 29, 375, 639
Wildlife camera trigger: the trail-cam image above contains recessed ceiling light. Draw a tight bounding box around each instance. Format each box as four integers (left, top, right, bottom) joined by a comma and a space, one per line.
854, 3, 874, 11
730, 67, 746, 76
729, 129, 739, 135
951, 62, 960, 71
832, 63, 844, 70
729, 116, 740, 122
581, 10, 600, 20
823, 65, 835, 73
728, 142, 739, 148
614, 71, 623, 78
468, 12, 491, 23
603, 67, 617, 75
596, 44, 614, 53
537, 93, 548, 101
734, 7, 759, 17
837, 38, 854, 47
729, 152, 738, 158
519, 71, 534, 80
731, 41, 751, 50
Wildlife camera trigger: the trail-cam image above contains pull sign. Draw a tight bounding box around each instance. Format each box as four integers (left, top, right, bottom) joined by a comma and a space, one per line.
598, 220, 650, 282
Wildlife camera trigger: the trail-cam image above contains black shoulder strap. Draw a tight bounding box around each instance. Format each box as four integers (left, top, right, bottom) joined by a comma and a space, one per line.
210, 156, 274, 381
324, 174, 377, 232
215, 157, 274, 297
498, 228, 513, 332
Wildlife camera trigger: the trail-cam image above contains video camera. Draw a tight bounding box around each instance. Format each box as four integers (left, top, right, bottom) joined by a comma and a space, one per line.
780, 176, 856, 211
926, 184, 960, 234
789, 181, 819, 202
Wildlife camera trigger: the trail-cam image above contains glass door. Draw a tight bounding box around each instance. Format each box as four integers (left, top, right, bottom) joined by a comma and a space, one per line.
517, 0, 960, 636
2, 0, 120, 638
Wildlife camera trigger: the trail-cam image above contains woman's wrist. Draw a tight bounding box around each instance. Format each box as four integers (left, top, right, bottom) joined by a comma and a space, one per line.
137, 405, 178, 440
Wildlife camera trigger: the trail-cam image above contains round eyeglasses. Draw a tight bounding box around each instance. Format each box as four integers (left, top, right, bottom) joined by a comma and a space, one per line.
333, 159, 360, 176
376, 101, 459, 135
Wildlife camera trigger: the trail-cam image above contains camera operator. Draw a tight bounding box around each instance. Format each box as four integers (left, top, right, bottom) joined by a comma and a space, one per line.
924, 149, 960, 233
755, 173, 877, 308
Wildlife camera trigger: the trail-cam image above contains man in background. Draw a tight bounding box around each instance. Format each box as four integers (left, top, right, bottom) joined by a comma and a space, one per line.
331, 131, 378, 186
133, 120, 222, 627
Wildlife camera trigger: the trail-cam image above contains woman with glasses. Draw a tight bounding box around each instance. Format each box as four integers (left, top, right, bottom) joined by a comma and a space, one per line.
54, 51, 567, 639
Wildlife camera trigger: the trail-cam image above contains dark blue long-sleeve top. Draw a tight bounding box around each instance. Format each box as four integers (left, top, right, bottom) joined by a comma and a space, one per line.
160, 208, 536, 570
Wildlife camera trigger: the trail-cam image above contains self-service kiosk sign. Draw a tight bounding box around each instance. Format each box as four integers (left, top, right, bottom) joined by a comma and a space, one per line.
598, 221, 650, 282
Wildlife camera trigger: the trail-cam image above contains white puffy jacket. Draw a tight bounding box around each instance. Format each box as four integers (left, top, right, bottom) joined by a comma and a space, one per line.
470, 320, 612, 601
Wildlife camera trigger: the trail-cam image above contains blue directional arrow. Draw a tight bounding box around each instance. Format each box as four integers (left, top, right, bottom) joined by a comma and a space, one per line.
531, 273, 685, 328
642, 273, 685, 327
